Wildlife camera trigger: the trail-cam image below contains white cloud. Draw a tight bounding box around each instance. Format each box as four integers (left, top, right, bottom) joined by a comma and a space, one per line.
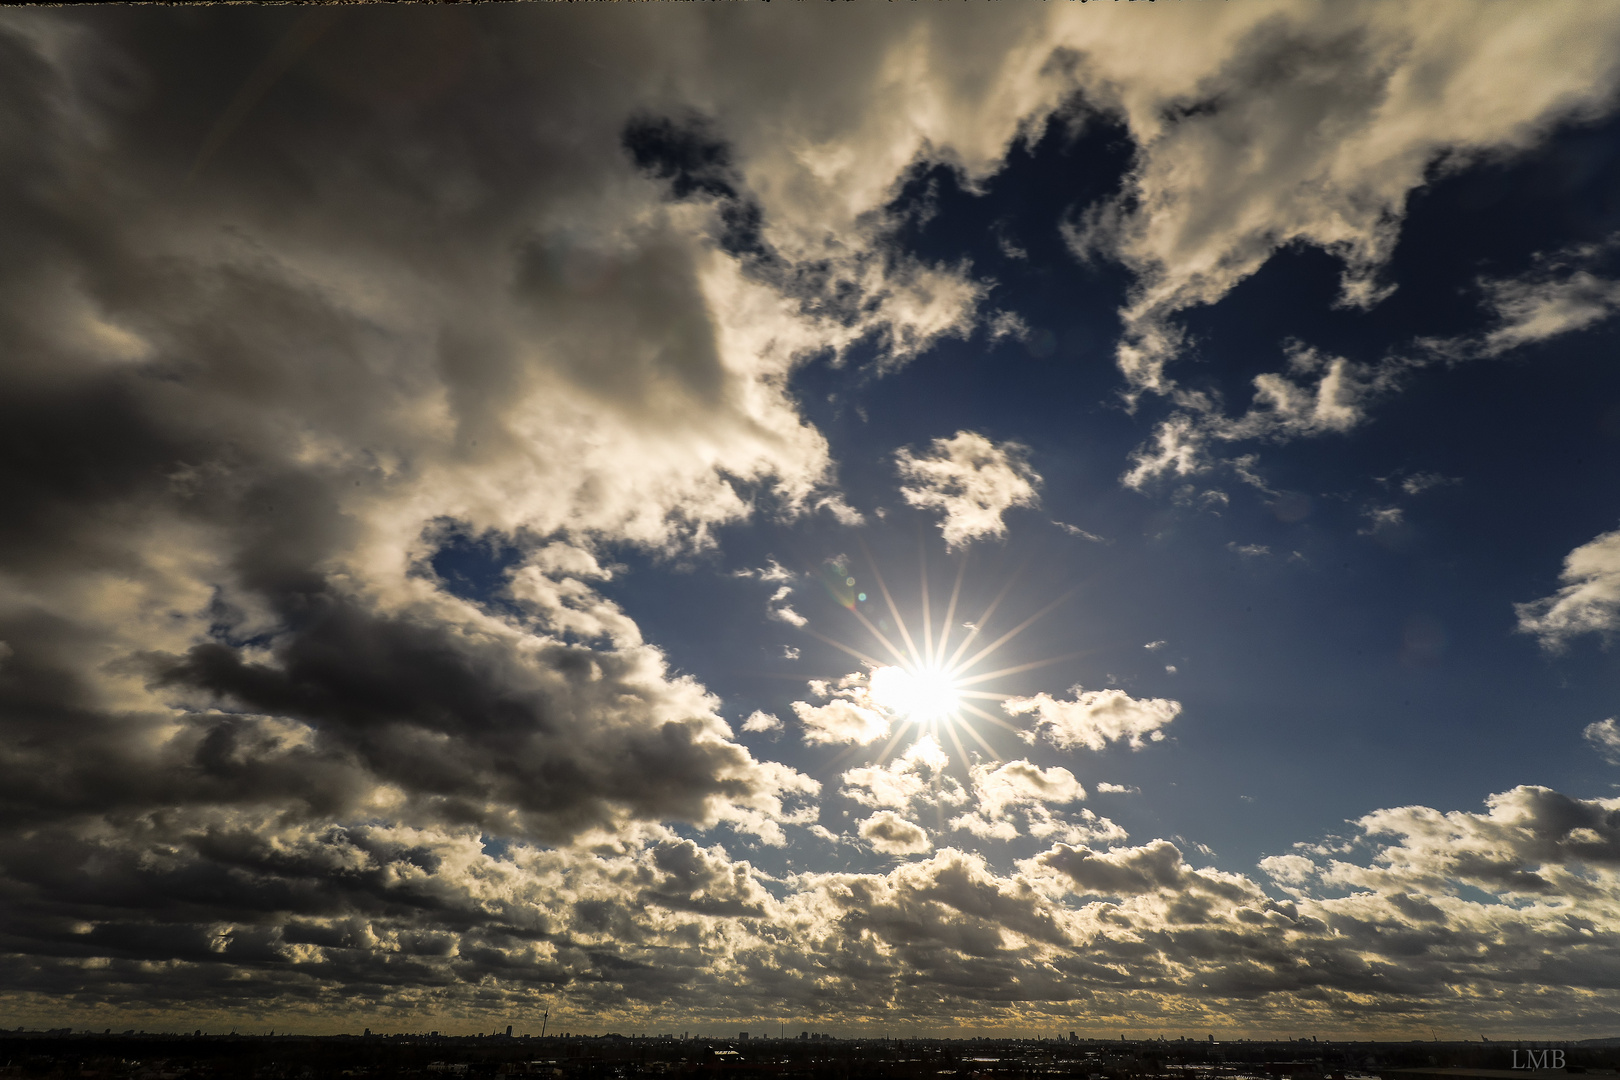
1422, 245, 1620, 360
1319, 785, 1620, 903
988, 309, 1032, 341
791, 675, 893, 746
742, 710, 784, 734
1479, 269, 1620, 355
1227, 542, 1269, 558
1132, 244, 1620, 496
507, 550, 643, 647
857, 810, 932, 856
1053, 520, 1108, 544
949, 760, 1116, 846
1585, 718, 1620, 765
841, 734, 963, 810
1259, 853, 1318, 887
1516, 529, 1620, 649
1029, 806, 1129, 847
949, 810, 1021, 842
1088, 5, 1620, 402
1219, 345, 1385, 441
1095, 782, 1139, 795
736, 559, 794, 582
766, 584, 808, 627
792, 697, 889, 747
970, 759, 1086, 818
1087, 3, 1620, 489
896, 431, 1041, 549
1121, 412, 1207, 491
1005, 687, 1181, 752
1124, 345, 1404, 491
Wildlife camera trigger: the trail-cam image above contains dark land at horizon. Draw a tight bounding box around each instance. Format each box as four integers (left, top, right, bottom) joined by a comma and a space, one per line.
4, 1030, 1619, 1080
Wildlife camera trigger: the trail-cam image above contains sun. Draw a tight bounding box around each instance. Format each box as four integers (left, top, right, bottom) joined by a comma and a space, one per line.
868, 664, 962, 725
797, 542, 1079, 762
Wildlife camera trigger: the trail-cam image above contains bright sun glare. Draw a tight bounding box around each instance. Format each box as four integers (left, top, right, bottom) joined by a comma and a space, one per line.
868, 664, 961, 724
801, 544, 1077, 762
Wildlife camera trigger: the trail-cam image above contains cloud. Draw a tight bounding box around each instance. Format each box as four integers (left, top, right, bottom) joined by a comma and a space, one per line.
1399, 471, 1459, 496
1121, 413, 1207, 491
1259, 853, 1319, 888
738, 562, 808, 625
1477, 268, 1620, 355
742, 710, 784, 735
6, 3, 1620, 1036
896, 431, 1041, 548
1585, 718, 1620, 765
1218, 345, 1386, 441
949, 760, 1115, 847
1227, 542, 1270, 558
1419, 244, 1620, 360
1053, 520, 1108, 544
840, 734, 963, 810
1090, 3, 1620, 490
1359, 505, 1406, 537
6, 778, 1620, 1033
858, 811, 932, 856
1004, 687, 1181, 752
988, 309, 1032, 341
0, 4, 890, 878
1132, 240, 1620, 498
1320, 785, 1620, 897
1123, 344, 1405, 491
1515, 529, 1620, 649
970, 760, 1086, 818
735, 559, 794, 582
766, 585, 808, 627
791, 676, 893, 746
0, 3, 1034, 1024
1095, 782, 1138, 795
792, 698, 889, 747
1084, 6, 1620, 402
1035, 840, 1257, 904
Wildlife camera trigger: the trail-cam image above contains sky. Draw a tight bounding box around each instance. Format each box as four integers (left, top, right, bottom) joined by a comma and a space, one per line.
3, 0, 1620, 1041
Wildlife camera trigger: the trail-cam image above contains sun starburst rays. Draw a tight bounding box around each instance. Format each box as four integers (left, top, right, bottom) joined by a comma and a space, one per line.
801, 541, 1079, 765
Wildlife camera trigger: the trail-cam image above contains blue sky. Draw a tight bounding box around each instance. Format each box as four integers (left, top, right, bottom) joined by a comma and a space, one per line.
4, 1, 1620, 1040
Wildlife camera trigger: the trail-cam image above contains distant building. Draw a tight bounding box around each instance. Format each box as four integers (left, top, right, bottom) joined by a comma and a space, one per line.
739, 1032, 749, 1041
507, 1026, 514, 1038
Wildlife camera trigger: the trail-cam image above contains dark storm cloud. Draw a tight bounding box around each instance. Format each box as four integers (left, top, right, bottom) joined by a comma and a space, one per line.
147, 593, 784, 840
0, 5, 862, 1024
